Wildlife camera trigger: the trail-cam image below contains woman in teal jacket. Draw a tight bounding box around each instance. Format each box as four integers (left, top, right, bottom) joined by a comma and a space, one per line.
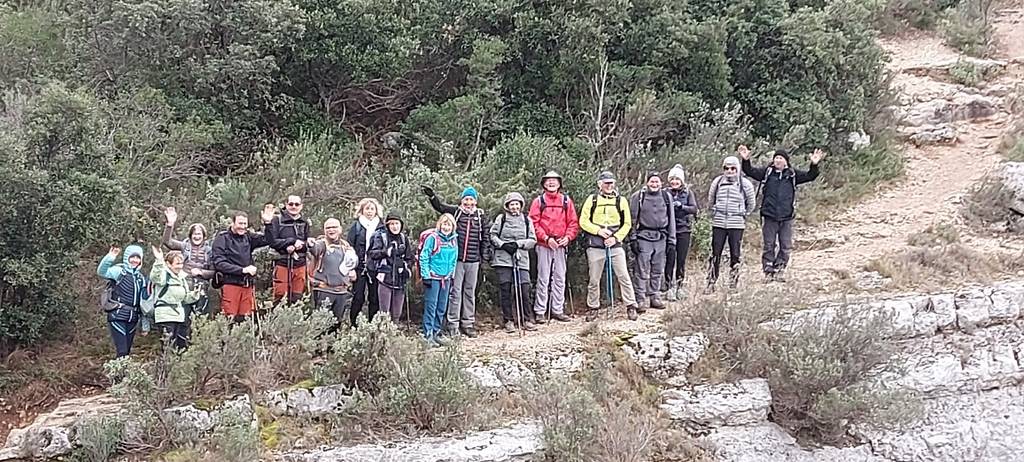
420, 213, 458, 346
97, 244, 150, 358
149, 246, 201, 349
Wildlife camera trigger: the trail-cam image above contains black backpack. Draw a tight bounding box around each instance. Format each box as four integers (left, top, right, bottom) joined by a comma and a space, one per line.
538, 193, 570, 212
635, 189, 672, 232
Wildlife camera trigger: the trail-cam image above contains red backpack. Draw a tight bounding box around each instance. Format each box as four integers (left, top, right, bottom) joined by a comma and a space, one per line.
415, 229, 444, 272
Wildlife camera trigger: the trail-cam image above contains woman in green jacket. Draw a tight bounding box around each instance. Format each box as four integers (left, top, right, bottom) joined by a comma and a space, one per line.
149, 246, 201, 349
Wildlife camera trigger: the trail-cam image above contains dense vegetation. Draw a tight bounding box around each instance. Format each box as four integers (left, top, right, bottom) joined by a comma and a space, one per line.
0, 0, 905, 353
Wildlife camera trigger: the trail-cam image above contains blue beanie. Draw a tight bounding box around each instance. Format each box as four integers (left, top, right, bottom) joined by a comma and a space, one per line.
461, 186, 479, 200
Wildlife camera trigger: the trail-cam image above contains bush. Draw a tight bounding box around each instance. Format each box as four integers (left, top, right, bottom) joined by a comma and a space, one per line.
313, 313, 406, 392
949, 60, 984, 86
906, 223, 960, 246
375, 343, 481, 432
865, 243, 1024, 287
941, 0, 995, 56
873, 0, 962, 33
71, 414, 125, 462
961, 174, 1021, 230
208, 408, 261, 462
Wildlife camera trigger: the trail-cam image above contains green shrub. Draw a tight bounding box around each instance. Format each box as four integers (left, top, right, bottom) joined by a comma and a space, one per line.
949, 60, 984, 86
208, 408, 261, 462
375, 343, 481, 432
313, 315, 401, 392
71, 415, 125, 462
527, 374, 601, 462
941, 0, 995, 56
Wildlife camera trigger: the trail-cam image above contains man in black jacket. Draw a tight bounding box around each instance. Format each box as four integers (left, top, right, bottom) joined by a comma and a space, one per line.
262, 195, 312, 304
212, 206, 276, 321
739, 145, 825, 282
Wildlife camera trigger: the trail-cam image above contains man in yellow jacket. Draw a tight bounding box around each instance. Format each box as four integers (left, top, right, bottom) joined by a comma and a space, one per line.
579, 171, 640, 321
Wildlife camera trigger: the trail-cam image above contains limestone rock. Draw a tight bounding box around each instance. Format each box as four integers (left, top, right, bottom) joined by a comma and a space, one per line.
706, 423, 887, 462
0, 394, 121, 461
897, 93, 998, 127
264, 384, 354, 417
622, 332, 708, 381
161, 395, 256, 434
907, 124, 957, 146
275, 422, 543, 462
998, 162, 1024, 215
465, 358, 536, 392
661, 379, 772, 427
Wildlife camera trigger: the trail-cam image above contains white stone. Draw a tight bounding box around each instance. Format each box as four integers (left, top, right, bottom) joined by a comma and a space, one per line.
665, 334, 709, 373
161, 395, 256, 434
955, 287, 993, 331
264, 384, 354, 417
465, 358, 536, 393
706, 423, 888, 462
533, 351, 585, 375
1, 394, 121, 461
275, 422, 542, 462
660, 379, 772, 427
908, 124, 957, 146
621, 332, 669, 375
988, 281, 1024, 322
999, 162, 1024, 215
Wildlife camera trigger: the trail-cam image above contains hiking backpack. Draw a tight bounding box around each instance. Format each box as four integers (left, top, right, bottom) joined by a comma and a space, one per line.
415, 229, 444, 272
586, 194, 626, 230
538, 193, 570, 212
495, 213, 534, 241
635, 189, 672, 232
98, 279, 119, 313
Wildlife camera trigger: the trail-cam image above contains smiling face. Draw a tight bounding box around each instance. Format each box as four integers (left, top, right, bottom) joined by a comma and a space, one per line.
599, 180, 616, 195
507, 200, 522, 215
189, 226, 205, 245
128, 254, 142, 268
387, 220, 402, 234
646, 176, 662, 192
773, 155, 789, 171
460, 196, 477, 209
286, 195, 303, 217
231, 214, 249, 235
669, 178, 683, 189
169, 255, 184, 273
723, 164, 739, 178
543, 178, 560, 192
324, 218, 342, 240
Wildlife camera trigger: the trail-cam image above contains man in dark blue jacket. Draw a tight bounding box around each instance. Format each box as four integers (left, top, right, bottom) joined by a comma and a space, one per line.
739, 145, 825, 282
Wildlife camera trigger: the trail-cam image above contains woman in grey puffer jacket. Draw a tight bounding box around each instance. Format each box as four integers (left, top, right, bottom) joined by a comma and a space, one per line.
706, 156, 755, 293
490, 192, 538, 333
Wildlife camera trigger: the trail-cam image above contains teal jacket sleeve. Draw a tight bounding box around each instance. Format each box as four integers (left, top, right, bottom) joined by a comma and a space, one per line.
97, 255, 122, 281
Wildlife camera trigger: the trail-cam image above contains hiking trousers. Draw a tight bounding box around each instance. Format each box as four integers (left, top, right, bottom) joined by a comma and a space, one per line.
761, 218, 794, 273
156, 321, 188, 350
664, 232, 692, 289
708, 227, 743, 282
534, 246, 568, 316
108, 318, 138, 358
447, 261, 479, 330
377, 285, 407, 321
273, 264, 307, 304
423, 280, 452, 339
497, 267, 532, 324
350, 273, 379, 326
633, 238, 667, 305
314, 290, 352, 331
586, 247, 637, 309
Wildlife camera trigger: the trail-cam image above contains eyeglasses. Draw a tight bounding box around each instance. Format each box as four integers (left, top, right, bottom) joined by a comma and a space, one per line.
287, 202, 302, 206
724, 166, 737, 171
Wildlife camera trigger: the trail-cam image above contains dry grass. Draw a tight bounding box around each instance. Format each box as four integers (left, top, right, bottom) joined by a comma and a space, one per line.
865, 243, 1024, 288
906, 223, 960, 247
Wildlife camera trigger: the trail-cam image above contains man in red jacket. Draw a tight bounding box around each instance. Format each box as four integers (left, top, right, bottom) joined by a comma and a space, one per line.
528, 171, 579, 323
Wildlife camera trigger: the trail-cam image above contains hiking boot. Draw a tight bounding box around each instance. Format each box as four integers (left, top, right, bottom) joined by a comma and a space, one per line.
504, 321, 516, 333
442, 325, 460, 337
627, 306, 639, 321
461, 327, 478, 338
774, 268, 787, 283
552, 313, 572, 322
763, 272, 774, 284
585, 309, 599, 322
649, 297, 666, 310
534, 316, 548, 325
425, 336, 441, 348
524, 321, 537, 331
728, 265, 740, 289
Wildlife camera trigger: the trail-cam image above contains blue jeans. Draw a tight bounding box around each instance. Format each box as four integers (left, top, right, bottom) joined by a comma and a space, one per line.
422, 279, 451, 339
108, 319, 139, 358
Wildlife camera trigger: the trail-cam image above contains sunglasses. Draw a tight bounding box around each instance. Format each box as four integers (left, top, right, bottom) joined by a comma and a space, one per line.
287, 202, 302, 206
724, 166, 737, 171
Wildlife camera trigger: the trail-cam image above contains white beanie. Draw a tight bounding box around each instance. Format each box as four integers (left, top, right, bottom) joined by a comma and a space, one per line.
722, 156, 740, 168
668, 164, 686, 183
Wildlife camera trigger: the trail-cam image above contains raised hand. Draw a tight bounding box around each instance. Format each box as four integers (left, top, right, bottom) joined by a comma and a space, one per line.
151, 245, 164, 262
420, 185, 435, 198
737, 145, 751, 160
261, 203, 276, 223
107, 246, 121, 259
810, 148, 826, 164
164, 207, 178, 226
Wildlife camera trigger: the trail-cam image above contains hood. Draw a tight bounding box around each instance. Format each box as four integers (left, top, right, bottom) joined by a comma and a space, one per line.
187, 223, 208, 242
384, 210, 404, 234
502, 192, 526, 212
123, 244, 144, 271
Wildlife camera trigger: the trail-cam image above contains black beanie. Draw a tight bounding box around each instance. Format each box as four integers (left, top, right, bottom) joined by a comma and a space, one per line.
646, 170, 662, 182
385, 210, 403, 224
773, 149, 791, 164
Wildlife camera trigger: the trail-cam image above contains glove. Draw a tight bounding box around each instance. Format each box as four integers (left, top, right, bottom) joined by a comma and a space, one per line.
421, 185, 435, 198
673, 201, 682, 208
501, 242, 519, 254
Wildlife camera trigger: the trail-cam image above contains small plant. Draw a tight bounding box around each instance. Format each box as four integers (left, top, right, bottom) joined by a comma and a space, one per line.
526, 374, 601, 462
71, 414, 125, 462
375, 343, 481, 432
313, 314, 400, 392
208, 408, 261, 462
907, 223, 960, 246
865, 243, 1024, 287
941, 0, 995, 56
962, 174, 1020, 230
948, 60, 984, 87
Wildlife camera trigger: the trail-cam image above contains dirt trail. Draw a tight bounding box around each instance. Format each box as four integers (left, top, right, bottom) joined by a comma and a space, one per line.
463, 8, 1024, 357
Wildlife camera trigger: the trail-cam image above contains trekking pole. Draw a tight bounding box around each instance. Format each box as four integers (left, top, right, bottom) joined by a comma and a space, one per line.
286, 253, 294, 306
604, 245, 614, 320
511, 260, 524, 337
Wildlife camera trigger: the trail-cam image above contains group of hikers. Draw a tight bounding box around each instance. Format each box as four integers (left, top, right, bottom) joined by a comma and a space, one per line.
96, 145, 825, 355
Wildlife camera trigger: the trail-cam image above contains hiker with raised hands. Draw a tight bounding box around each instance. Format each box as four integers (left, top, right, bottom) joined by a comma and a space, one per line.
420, 214, 459, 347
212, 206, 276, 323
309, 218, 360, 330
162, 207, 214, 319
578, 171, 639, 321
491, 192, 538, 334
739, 145, 824, 283
263, 195, 312, 304
421, 185, 491, 338
149, 246, 202, 350
664, 164, 698, 298
628, 171, 676, 311
367, 211, 414, 322
97, 244, 151, 358
705, 156, 756, 294
347, 198, 386, 325
528, 171, 579, 323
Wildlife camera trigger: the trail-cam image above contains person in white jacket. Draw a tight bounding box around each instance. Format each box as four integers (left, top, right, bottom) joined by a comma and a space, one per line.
308, 218, 360, 332
705, 156, 755, 293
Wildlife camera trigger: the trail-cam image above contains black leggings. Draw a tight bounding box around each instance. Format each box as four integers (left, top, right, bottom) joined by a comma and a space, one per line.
664, 232, 692, 288
708, 228, 743, 282
350, 273, 379, 326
